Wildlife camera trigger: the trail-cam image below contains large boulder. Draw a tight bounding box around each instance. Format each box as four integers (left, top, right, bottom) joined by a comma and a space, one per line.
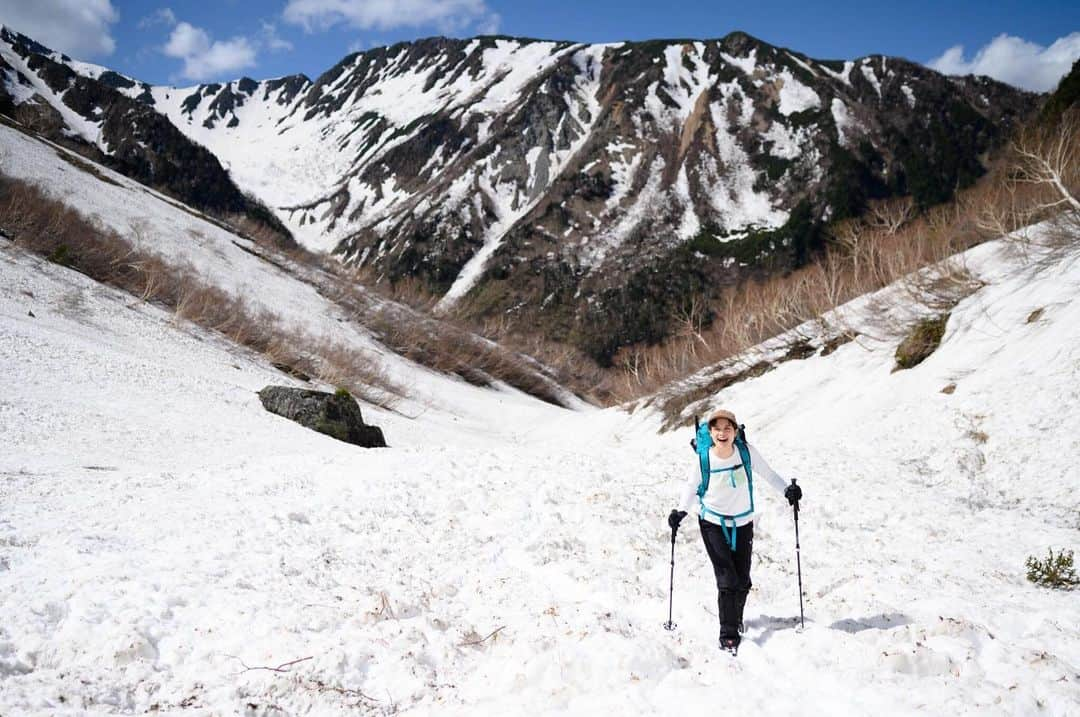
257, 386, 386, 448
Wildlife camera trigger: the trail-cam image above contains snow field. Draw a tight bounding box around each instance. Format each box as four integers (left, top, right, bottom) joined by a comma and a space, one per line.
0, 243, 596, 713
2, 123, 1079, 714
4, 223, 1078, 714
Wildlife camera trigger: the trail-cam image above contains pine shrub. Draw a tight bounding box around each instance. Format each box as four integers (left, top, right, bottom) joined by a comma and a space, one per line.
1025, 548, 1078, 589
894, 314, 949, 370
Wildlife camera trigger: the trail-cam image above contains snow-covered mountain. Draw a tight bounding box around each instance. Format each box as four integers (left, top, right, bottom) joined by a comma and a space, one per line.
0, 26, 1037, 363
2, 108, 1079, 713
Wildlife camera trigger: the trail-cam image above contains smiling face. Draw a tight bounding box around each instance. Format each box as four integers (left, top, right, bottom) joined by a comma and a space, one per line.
708, 418, 736, 446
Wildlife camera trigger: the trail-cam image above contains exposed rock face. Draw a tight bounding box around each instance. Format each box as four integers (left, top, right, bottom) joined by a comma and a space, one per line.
0, 26, 1039, 362
257, 387, 387, 448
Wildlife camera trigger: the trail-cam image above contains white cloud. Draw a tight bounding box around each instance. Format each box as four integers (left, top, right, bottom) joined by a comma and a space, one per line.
0, 0, 118, 57
928, 32, 1080, 93
260, 21, 294, 52
477, 12, 500, 35
163, 21, 257, 81
164, 21, 209, 58
137, 7, 176, 30
282, 0, 498, 35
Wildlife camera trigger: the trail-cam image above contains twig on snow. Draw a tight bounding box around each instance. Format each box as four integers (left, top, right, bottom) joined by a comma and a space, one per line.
301, 677, 382, 707
458, 626, 505, 646
227, 654, 314, 675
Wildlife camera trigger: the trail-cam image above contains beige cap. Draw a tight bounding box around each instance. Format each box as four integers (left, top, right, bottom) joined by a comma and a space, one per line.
707, 409, 738, 428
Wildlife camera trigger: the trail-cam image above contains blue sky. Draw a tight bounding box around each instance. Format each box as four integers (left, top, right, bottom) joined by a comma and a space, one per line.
1, 0, 1078, 91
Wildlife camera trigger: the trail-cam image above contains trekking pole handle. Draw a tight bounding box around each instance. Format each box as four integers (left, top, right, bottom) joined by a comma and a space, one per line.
790, 478, 800, 518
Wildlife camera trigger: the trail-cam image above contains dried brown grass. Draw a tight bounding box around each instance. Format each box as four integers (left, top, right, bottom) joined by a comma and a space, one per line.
611, 118, 1080, 405
349, 266, 614, 404
0, 172, 401, 407
318, 266, 589, 406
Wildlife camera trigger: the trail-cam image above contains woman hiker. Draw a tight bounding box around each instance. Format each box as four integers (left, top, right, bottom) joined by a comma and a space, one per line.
668, 409, 801, 653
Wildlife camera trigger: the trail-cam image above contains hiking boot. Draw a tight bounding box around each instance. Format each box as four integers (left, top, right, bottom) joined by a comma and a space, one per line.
719, 636, 740, 654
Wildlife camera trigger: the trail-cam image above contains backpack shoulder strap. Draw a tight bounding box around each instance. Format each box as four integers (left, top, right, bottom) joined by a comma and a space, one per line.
694, 421, 712, 498
734, 426, 752, 479
735, 428, 755, 513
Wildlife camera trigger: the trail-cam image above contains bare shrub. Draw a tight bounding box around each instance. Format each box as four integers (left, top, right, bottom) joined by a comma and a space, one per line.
361, 302, 572, 406
216, 230, 590, 404
867, 196, 916, 235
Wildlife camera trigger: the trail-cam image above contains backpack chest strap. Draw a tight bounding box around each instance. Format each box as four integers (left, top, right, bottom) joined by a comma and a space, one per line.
710, 463, 744, 488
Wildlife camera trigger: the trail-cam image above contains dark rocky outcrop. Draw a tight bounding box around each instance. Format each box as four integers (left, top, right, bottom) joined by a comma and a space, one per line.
258, 386, 387, 447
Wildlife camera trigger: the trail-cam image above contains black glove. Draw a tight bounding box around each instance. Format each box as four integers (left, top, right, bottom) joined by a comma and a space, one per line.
785, 483, 802, 506
668, 509, 687, 531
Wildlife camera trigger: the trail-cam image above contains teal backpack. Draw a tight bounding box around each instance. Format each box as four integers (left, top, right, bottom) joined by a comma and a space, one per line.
692, 418, 754, 550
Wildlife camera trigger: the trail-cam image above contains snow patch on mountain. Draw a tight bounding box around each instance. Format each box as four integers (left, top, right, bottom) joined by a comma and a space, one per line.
706, 81, 788, 230
675, 164, 701, 239
658, 43, 716, 119
587, 154, 666, 267
819, 60, 854, 86
861, 60, 882, 97
605, 143, 644, 212
721, 47, 758, 76
763, 118, 804, 160
777, 69, 820, 116
785, 52, 819, 78
471, 40, 574, 114
902, 84, 916, 108
832, 97, 860, 147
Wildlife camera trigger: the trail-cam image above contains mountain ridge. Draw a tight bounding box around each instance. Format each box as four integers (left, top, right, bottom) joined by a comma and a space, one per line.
0, 26, 1039, 362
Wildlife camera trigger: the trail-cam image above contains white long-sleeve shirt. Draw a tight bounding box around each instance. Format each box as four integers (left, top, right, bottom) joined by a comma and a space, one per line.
678, 443, 787, 527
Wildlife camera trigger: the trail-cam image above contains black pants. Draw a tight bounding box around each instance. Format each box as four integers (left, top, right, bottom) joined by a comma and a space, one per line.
700, 519, 753, 639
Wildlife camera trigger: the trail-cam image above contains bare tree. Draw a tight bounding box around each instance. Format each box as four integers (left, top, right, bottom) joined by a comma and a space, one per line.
867, 196, 916, 235
1011, 109, 1080, 214
671, 293, 710, 359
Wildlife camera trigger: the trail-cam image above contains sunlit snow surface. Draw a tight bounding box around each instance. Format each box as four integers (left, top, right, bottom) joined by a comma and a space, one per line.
2, 122, 1080, 714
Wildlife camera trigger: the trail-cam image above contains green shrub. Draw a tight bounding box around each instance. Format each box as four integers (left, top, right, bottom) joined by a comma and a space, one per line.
1026, 548, 1078, 589
894, 314, 949, 370
48, 244, 72, 266
757, 153, 793, 182
685, 200, 823, 269
334, 386, 352, 398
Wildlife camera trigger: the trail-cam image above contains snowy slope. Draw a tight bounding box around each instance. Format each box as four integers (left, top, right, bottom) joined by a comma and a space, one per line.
0, 119, 579, 425
3, 132, 1080, 717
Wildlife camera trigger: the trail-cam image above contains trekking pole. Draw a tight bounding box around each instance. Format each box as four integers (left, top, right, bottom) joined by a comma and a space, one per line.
663, 525, 677, 631
663, 414, 698, 631
791, 478, 805, 630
